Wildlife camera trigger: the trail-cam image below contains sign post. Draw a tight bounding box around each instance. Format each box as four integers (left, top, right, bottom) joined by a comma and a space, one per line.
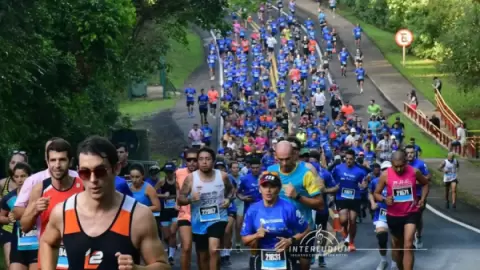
395, 29, 414, 67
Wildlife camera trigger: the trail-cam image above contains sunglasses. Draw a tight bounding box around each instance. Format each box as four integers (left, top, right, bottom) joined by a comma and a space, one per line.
186, 158, 198, 162
13, 150, 26, 155
78, 167, 109, 181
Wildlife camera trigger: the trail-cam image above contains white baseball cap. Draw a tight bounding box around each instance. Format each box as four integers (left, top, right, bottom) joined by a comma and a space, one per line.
381, 161, 392, 170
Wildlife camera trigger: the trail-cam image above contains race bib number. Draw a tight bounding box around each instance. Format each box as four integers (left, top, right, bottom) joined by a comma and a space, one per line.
153, 212, 161, 217
204, 131, 211, 137
199, 205, 220, 222
17, 227, 39, 250
165, 199, 176, 209
379, 208, 387, 222
341, 61, 346, 65
261, 250, 287, 270
341, 188, 355, 199
57, 244, 69, 269
393, 186, 413, 202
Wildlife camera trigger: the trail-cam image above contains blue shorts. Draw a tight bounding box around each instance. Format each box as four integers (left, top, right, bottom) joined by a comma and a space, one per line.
209, 63, 215, 69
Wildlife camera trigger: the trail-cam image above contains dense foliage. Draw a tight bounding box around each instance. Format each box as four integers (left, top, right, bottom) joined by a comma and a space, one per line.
0, 0, 228, 168
342, 0, 480, 91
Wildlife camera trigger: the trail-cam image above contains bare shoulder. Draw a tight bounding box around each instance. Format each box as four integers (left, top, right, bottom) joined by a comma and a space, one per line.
50, 202, 65, 230
220, 171, 229, 180
131, 203, 156, 242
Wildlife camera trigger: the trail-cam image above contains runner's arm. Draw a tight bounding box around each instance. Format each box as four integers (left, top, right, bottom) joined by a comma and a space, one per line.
132, 204, 170, 270
437, 160, 445, 172
146, 185, 161, 212
177, 174, 193, 206
19, 182, 43, 233
415, 170, 429, 199
373, 172, 387, 202
300, 171, 324, 211
39, 203, 63, 270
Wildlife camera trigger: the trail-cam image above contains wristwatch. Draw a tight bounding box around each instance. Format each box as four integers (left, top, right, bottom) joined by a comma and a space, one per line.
295, 194, 302, 201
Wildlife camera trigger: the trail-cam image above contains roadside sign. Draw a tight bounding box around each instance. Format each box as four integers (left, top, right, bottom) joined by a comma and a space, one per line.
395, 29, 414, 47
395, 29, 414, 66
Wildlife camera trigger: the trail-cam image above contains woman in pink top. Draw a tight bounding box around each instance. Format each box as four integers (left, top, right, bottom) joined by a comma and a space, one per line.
254, 131, 267, 151
374, 151, 429, 270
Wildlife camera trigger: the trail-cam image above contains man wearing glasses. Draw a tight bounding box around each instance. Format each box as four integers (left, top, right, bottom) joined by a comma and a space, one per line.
175, 148, 199, 270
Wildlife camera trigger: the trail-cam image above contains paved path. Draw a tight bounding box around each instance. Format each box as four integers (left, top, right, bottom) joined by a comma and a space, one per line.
166, 7, 480, 269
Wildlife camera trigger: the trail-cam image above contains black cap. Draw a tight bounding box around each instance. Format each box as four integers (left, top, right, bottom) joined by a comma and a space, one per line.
259, 172, 282, 187
214, 160, 227, 168
161, 162, 176, 172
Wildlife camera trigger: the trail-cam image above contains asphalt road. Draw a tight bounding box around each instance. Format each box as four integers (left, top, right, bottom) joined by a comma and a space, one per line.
170, 7, 480, 270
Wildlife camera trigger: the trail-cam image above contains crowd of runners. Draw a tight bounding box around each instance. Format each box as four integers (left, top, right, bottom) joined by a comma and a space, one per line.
0, 1, 462, 270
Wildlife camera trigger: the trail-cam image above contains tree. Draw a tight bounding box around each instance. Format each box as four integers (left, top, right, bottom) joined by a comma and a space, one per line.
440, 3, 480, 92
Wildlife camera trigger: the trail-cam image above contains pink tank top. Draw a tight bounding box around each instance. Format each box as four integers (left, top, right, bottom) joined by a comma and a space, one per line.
386, 165, 419, 217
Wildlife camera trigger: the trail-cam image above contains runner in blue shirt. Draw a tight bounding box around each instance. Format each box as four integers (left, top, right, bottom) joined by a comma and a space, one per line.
201, 122, 213, 147
332, 149, 368, 251
184, 84, 196, 117
405, 145, 431, 249
198, 88, 209, 124
338, 48, 349, 77
353, 23, 363, 47
368, 162, 392, 270
355, 63, 366, 93
241, 172, 309, 270
237, 159, 263, 215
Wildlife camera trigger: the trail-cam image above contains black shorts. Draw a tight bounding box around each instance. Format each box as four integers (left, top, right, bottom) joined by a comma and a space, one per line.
357, 79, 364, 83
387, 212, 420, 239
252, 253, 299, 270
323, 64, 329, 69
199, 108, 208, 115
336, 199, 361, 213
315, 105, 324, 112
303, 48, 309, 55
444, 179, 458, 187
269, 104, 277, 109
268, 47, 274, 53
290, 230, 316, 259
0, 229, 13, 245
228, 212, 237, 219
10, 249, 37, 266
186, 101, 194, 106
356, 59, 363, 63
177, 220, 191, 227
193, 221, 228, 251
315, 212, 329, 231
210, 103, 217, 109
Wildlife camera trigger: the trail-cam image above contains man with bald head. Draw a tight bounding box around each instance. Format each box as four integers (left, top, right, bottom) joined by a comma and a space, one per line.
374, 150, 429, 270
268, 140, 324, 270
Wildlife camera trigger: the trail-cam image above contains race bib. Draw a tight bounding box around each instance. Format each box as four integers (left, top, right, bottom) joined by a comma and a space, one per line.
165, 199, 176, 209
153, 212, 161, 217
393, 186, 413, 202
341, 61, 347, 65
341, 188, 355, 199
379, 208, 387, 222
17, 227, 39, 251
204, 131, 211, 137
261, 250, 287, 270
199, 205, 220, 222
57, 244, 69, 269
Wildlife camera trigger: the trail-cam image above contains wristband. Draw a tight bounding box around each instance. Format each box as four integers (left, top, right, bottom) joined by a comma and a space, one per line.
295, 194, 302, 201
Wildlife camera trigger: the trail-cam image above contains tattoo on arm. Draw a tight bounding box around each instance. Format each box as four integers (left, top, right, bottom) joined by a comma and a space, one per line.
177, 176, 193, 205
223, 174, 233, 199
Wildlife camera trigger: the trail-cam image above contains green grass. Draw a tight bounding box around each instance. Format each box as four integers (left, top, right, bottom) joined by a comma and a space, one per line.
430, 170, 480, 207
338, 7, 480, 129
119, 30, 204, 118
387, 113, 448, 158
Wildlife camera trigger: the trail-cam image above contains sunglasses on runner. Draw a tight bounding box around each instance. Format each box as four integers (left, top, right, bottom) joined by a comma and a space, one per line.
13, 150, 26, 155
78, 166, 109, 181
186, 158, 198, 163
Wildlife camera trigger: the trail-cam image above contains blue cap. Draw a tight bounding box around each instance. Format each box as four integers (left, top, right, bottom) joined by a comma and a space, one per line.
161, 162, 176, 172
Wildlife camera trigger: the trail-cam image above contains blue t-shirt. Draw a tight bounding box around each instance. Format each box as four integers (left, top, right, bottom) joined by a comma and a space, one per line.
115, 176, 133, 197
319, 168, 336, 215
238, 173, 262, 213
332, 163, 367, 200
409, 159, 430, 196
184, 87, 196, 102
369, 176, 387, 223
241, 199, 307, 249
198, 94, 209, 109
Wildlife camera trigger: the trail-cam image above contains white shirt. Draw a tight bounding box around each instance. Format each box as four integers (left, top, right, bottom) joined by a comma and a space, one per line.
456, 127, 466, 143
266, 37, 277, 48
313, 92, 326, 106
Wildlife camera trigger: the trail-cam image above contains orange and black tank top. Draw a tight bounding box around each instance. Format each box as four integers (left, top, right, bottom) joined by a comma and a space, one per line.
62, 194, 140, 270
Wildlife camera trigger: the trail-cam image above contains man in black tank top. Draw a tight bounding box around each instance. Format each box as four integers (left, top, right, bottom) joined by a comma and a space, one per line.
39, 136, 170, 270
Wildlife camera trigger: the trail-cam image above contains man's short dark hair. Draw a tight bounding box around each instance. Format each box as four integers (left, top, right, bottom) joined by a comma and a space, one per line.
310, 150, 321, 161
78, 136, 119, 168
249, 158, 261, 165
47, 139, 73, 160
185, 148, 199, 157
198, 147, 216, 160
115, 142, 128, 152
345, 149, 356, 157
371, 163, 381, 169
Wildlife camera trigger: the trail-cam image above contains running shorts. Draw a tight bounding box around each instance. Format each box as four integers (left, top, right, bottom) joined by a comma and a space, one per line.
251, 253, 299, 270
235, 200, 245, 216
210, 103, 217, 109
335, 199, 361, 213
193, 221, 228, 251
386, 212, 420, 238
315, 212, 329, 232
0, 229, 13, 245
199, 107, 208, 115
177, 220, 191, 227
186, 100, 194, 107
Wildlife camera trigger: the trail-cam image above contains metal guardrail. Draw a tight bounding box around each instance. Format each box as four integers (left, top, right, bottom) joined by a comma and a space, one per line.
128, 160, 160, 173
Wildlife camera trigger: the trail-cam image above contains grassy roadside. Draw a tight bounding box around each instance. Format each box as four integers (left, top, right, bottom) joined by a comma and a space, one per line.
337, 7, 480, 130
430, 170, 480, 207
387, 113, 448, 158
119, 30, 204, 118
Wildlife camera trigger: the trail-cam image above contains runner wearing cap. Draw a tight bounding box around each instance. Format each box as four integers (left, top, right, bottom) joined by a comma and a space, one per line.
268, 141, 323, 270
157, 162, 178, 265
241, 171, 310, 270
374, 151, 429, 270
368, 162, 395, 270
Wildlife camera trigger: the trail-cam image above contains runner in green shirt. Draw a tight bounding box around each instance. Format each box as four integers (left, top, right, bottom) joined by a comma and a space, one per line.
367, 99, 381, 116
